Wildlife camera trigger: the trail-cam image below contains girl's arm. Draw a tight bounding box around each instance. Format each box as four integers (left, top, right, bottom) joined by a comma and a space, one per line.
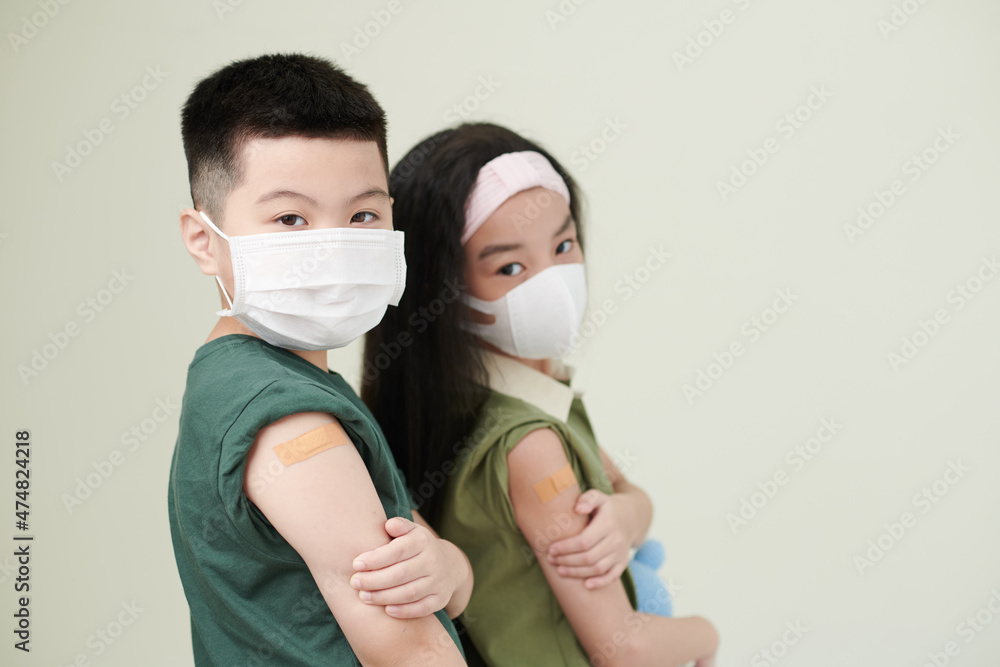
412, 509, 474, 619
600, 448, 654, 548
545, 449, 654, 587
508, 428, 718, 667
350, 513, 473, 620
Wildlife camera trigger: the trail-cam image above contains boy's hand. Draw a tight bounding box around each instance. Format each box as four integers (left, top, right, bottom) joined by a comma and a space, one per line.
350, 517, 469, 619
546, 489, 634, 589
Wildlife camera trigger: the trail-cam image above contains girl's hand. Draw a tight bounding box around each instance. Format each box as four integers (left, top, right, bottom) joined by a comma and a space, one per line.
350, 517, 469, 619
546, 489, 634, 589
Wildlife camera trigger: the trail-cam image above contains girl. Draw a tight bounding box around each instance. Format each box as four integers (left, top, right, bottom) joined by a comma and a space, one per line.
363, 123, 718, 666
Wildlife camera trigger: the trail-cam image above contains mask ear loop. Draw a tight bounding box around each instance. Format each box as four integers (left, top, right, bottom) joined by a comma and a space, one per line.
460, 293, 499, 325
214, 275, 235, 311
199, 211, 236, 312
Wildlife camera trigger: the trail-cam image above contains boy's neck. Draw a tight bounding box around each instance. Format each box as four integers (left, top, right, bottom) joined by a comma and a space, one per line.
206, 318, 329, 370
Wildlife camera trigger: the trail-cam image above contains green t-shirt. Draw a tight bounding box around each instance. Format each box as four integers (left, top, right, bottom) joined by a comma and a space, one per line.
167, 334, 462, 666
437, 354, 637, 667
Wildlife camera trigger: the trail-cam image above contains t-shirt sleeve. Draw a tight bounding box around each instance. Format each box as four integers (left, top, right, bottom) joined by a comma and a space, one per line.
479, 417, 589, 531
215, 378, 376, 557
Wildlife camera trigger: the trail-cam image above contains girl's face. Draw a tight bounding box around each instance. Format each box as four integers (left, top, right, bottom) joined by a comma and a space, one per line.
463, 186, 583, 318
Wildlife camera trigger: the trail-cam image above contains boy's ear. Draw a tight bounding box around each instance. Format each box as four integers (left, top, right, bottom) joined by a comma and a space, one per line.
179, 207, 219, 276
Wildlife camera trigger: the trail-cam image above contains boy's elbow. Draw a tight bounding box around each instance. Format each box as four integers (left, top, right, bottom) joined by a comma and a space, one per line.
356, 622, 464, 667
402, 633, 465, 667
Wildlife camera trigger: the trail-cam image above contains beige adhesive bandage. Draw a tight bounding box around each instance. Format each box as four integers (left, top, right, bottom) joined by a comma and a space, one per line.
533, 463, 577, 503
272, 423, 350, 466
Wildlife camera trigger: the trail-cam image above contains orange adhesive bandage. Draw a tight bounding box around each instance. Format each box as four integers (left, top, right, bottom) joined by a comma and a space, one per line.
272, 423, 350, 466
533, 463, 577, 503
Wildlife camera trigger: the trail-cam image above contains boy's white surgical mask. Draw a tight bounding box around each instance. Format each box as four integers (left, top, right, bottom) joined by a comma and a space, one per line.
462, 263, 586, 360
200, 211, 406, 351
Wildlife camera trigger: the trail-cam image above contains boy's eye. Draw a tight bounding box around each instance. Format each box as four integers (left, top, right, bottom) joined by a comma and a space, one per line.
278, 214, 307, 227
351, 211, 378, 224
499, 263, 524, 277
556, 239, 573, 254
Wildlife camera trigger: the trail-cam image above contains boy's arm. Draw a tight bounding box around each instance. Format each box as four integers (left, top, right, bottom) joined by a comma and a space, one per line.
508, 429, 718, 667
243, 412, 465, 667
348, 511, 473, 620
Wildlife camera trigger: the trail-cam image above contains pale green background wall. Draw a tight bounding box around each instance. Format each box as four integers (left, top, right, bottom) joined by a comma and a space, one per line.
2, 0, 999, 665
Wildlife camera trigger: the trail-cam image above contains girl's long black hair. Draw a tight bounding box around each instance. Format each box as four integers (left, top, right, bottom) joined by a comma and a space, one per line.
362, 123, 583, 527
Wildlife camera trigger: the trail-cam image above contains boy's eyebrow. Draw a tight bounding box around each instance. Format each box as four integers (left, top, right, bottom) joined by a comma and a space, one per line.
253, 187, 391, 208
255, 189, 319, 207
346, 188, 391, 205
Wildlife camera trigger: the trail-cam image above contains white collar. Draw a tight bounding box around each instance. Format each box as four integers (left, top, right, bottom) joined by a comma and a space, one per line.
482, 351, 582, 422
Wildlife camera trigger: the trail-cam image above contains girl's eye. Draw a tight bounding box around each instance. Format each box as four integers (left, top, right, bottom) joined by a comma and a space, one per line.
499, 263, 524, 277
351, 211, 378, 224
556, 239, 573, 254
278, 214, 307, 227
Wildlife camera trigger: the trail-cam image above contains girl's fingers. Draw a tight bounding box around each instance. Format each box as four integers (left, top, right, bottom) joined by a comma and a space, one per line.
351, 558, 420, 592
555, 550, 618, 578
573, 489, 608, 515
549, 547, 608, 567
583, 561, 627, 590
556, 563, 608, 578
355, 576, 432, 606
548, 523, 606, 556
549, 532, 612, 563
353, 530, 421, 571
384, 516, 418, 539
383, 594, 445, 619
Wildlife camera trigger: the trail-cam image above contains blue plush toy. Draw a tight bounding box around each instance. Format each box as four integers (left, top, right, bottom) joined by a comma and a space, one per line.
628, 539, 672, 617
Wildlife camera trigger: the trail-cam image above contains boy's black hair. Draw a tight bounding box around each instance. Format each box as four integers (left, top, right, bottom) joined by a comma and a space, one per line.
181, 53, 388, 224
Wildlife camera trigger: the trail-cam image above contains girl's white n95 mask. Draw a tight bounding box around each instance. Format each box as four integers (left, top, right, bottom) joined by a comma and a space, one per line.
462, 263, 587, 360
200, 211, 406, 351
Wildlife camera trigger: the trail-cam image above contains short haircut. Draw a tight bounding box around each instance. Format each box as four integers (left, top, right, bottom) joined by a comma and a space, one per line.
180, 53, 388, 224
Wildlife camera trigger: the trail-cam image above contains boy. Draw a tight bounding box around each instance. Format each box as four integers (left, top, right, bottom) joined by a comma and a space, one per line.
168, 53, 469, 665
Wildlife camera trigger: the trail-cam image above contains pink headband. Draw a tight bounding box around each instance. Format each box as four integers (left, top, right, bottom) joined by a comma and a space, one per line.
462, 150, 571, 245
